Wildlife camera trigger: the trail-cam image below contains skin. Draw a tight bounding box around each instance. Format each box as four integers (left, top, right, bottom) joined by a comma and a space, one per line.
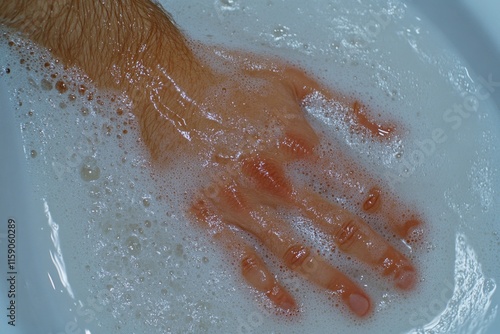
0, 0, 424, 318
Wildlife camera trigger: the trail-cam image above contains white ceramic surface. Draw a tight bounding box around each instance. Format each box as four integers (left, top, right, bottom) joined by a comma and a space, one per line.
410, 2, 500, 333
1, 1, 499, 333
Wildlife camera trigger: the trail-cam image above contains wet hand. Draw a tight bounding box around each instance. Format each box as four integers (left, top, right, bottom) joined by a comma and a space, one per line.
0, 0, 423, 318
139, 47, 424, 317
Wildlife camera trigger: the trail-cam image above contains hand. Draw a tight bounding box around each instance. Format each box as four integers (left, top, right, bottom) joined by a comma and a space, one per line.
139, 46, 424, 317
1, 0, 423, 319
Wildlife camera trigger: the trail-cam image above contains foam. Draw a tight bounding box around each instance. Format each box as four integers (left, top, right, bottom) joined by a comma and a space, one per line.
1, 0, 499, 333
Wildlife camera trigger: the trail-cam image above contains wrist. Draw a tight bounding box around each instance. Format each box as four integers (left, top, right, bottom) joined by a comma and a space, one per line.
2, 0, 206, 105
127, 40, 213, 113
133, 42, 220, 161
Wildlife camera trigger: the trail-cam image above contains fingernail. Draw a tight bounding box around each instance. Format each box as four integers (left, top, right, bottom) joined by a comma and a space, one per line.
395, 268, 417, 290
348, 293, 370, 317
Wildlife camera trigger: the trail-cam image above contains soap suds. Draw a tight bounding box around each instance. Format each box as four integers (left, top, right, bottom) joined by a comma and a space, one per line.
1, 0, 499, 333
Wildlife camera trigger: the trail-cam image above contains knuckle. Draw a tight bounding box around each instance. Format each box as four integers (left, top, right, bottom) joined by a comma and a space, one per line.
266, 285, 295, 310
280, 132, 317, 159
283, 245, 311, 270
267, 285, 285, 300
362, 187, 381, 212
241, 255, 274, 292
335, 219, 360, 251
241, 255, 259, 276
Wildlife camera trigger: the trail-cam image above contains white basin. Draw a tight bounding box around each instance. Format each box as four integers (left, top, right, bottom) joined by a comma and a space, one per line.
1, 0, 499, 333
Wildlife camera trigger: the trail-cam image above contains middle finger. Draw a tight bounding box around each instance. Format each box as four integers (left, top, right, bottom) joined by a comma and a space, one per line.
292, 189, 417, 291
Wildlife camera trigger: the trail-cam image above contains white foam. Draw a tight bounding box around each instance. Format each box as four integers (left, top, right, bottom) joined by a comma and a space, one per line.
0, 0, 499, 333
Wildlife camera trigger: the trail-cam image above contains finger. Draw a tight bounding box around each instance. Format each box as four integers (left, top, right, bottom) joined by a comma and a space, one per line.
240, 210, 371, 317
285, 67, 396, 140
293, 189, 417, 291
350, 100, 395, 138
241, 247, 297, 312
193, 180, 371, 317
239, 148, 420, 240
313, 149, 424, 242
239, 152, 418, 289
281, 68, 420, 239
190, 197, 297, 311
281, 244, 371, 317
240, 149, 422, 251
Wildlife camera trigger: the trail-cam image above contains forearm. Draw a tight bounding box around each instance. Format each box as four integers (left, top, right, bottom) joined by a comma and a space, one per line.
0, 0, 205, 112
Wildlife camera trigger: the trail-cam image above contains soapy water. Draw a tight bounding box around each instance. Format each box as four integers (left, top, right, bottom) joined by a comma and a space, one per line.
1, 0, 499, 333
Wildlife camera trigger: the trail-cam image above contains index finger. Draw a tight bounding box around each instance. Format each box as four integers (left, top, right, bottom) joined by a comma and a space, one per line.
285, 67, 396, 140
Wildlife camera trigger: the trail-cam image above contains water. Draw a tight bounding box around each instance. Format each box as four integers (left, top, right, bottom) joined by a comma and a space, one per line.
0, 0, 499, 333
